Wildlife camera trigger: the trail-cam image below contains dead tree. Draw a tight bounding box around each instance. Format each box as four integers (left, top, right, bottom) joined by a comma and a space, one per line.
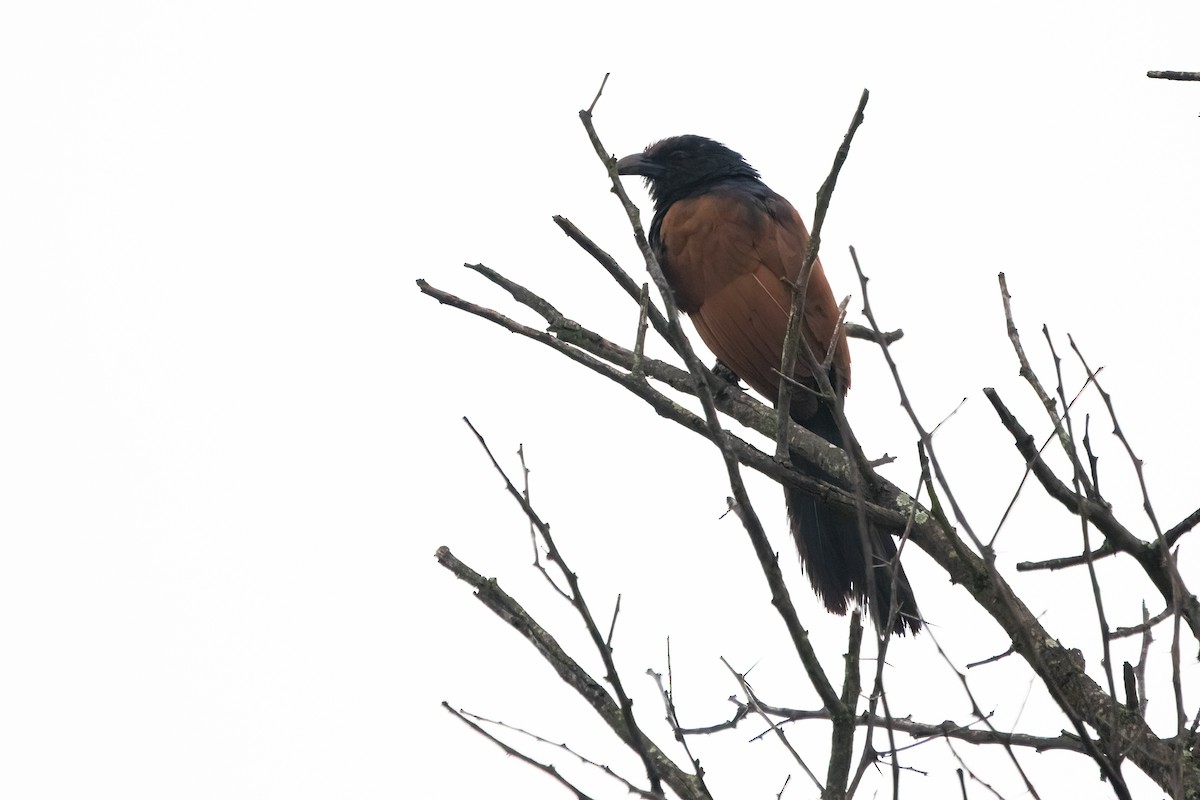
418, 80, 1200, 800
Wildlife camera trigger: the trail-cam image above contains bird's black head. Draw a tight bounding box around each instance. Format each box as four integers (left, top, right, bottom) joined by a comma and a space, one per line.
616, 135, 761, 209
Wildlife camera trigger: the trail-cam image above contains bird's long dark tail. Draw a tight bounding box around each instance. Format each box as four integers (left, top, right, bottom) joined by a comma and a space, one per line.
785, 404, 922, 635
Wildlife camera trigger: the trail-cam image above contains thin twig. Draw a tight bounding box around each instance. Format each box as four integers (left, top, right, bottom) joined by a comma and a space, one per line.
632, 283, 651, 379
518, 443, 540, 566
587, 72, 609, 115
966, 647, 1016, 669
998, 275, 1096, 499
991, 373, 1098, 551
553, 215, 670, 343
984, 385, 1200, 643
1136, 602, 1154, 718
922, 622, 1044, 800
1112, 605, 1172, 639
775, 88, 869, 467
442, 703, 600, 800
452, 706, 661, 800
647, 642, 705, 780
721, 657, 825, 794
605, 594, 622, 650
435, 546, 707, 799
462, 418, 670, 796
1045, 326, 1122, 771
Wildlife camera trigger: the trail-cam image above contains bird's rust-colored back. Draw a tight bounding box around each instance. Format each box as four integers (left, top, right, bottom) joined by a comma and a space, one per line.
656, 187, 850, 420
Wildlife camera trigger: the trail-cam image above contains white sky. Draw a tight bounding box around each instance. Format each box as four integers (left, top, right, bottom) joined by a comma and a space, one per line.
3, 2, 1199, 798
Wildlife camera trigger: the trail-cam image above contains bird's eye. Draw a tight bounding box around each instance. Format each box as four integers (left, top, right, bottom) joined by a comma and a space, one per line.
670, 151, 687, 161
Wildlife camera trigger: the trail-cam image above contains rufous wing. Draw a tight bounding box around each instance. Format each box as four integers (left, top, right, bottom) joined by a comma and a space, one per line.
657, 187, 850, 419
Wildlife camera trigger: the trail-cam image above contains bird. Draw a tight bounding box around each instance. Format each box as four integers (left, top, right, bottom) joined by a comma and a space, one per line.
616, 135, 921, 635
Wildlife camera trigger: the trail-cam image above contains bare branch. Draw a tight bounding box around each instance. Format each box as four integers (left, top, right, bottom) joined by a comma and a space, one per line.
826, 612, 863, 799
1165, 506, 1200, 547
553, 215, 670, 344
1147, 70, 1200, 80
647, 643, 706, 782
1042, 326, 1123, 766
983, 386, 1200, 643
1112, 605, 1173, 640
452, 706, 664, 800
689, 694, 1092, 755
1137, 602, 1154, 719
775, 88, 869, 463
998, 274, 1096, 499
442, 703, 600, 800
422, 257, 1199, 794
721, 657, 825, 795
846, 321, 902, 344
586, 71, 609, 114
435, 545, 708, 800
632, 283, 651, 379
922, 622, 1045, 799
459, 418, 670, 796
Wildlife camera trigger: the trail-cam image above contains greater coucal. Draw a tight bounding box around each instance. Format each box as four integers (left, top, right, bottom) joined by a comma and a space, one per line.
617, 135, 921, 635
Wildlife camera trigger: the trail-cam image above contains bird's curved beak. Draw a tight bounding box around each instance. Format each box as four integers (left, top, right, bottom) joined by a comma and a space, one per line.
616, 152, 652, 176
